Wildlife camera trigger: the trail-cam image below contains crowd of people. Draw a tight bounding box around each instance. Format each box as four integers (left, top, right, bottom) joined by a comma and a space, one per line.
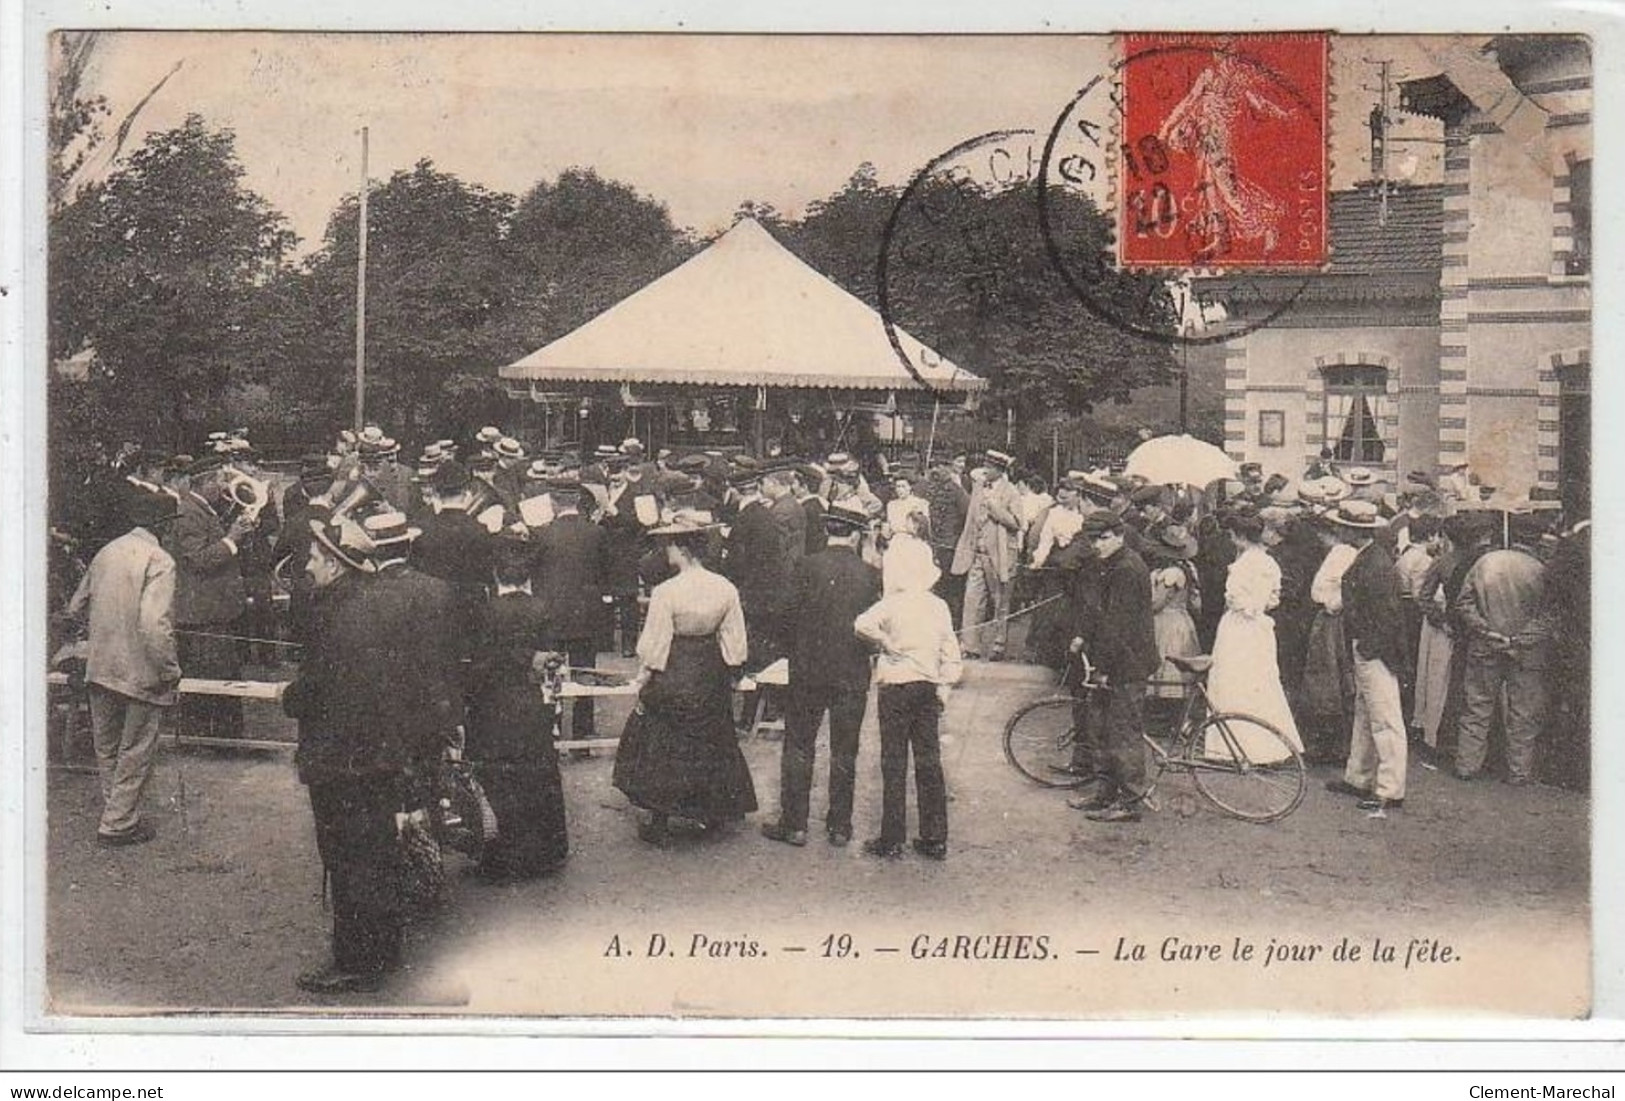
53, 424, 1590, 994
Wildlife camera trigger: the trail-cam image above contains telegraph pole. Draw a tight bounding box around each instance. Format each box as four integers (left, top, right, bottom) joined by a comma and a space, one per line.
354, 126, 369, 432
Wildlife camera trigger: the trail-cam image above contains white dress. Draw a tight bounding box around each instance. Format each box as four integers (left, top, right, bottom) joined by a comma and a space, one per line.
1205, 545, 1304, 761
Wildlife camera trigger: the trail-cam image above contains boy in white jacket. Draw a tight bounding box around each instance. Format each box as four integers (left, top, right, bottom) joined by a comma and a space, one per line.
853, 538, 964, 859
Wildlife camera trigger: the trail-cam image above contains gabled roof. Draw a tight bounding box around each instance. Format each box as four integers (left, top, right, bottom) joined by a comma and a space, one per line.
1324, 184, 1446, 276
499, 218, 983, 392
1194, 184, 1445, 308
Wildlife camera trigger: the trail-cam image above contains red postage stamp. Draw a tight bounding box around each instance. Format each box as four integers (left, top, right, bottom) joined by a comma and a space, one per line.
1118, 32, 1328, 269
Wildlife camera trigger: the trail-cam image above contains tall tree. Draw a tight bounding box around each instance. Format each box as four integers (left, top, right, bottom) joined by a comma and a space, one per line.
49, 114, 296, 448
500, 167, 696, 350
285, 160, 517, 438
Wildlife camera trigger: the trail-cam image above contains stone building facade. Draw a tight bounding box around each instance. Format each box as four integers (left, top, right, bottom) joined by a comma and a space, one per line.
1199, 36, 1590, 512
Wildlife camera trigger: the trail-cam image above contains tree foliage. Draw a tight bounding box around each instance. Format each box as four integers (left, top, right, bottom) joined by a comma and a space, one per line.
49, 115, 296, 449
779, 164, 1178, 422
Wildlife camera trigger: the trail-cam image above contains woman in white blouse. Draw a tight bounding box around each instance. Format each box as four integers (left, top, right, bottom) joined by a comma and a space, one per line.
1205, 513, 1303, 762
612, 517, 758, 845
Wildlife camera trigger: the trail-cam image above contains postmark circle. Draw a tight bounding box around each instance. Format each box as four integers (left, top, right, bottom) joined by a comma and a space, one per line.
1037, 40, 1325, 347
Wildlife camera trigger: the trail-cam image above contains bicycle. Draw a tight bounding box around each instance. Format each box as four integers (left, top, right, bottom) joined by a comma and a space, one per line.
1002, 652, 1306, 823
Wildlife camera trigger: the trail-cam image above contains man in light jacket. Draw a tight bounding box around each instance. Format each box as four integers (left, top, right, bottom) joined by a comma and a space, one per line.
951, 450, 1021, 660
67, 489, 183, 846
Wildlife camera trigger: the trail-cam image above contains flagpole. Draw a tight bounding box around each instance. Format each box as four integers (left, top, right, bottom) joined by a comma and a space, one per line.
354, 126, 369, 433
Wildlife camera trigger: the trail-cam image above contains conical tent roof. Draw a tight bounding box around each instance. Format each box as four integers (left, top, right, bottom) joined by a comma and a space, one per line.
499, 218, 982, 392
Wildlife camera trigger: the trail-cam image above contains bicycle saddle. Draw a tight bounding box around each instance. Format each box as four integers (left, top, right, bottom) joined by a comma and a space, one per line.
1167, 654, 1213, 675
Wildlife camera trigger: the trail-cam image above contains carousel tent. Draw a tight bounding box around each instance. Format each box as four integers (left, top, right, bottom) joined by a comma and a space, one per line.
499, 217, 984, 393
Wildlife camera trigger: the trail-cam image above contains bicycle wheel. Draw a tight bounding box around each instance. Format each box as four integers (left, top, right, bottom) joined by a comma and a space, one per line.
1185, 712, 1306, 822
1003, 697, 1087, 788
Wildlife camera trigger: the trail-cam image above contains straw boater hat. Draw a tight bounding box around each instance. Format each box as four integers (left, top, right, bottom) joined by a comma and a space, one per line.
356, 425, 398, 458
494, 437, 528, 463
825, 451, 860, 476
361, 509, 422, 553
1299, 476, 1350, 505
308, 513, 375, 573
1326, 499, 1386, 530
1343, 466, 1377, 487
984, 449, 1014, 470
475, 426, 502, 446
620, 437, 645, 456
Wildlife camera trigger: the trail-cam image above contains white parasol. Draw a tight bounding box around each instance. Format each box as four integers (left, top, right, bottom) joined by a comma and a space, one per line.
1123, 434, 1238, 487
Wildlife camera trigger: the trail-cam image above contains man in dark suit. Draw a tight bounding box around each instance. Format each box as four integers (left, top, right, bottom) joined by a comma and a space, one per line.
762, 464, 807, 577
283, 507, 464, 994
412, 460, 494, 640
164, 455, 254, 739
1328, 499, 1409, 813
529, 486, 612, 748
793, 464, 829, 557
1067, 511, 1159, 823
722, 464, 793, 672
761, 503, 883, 848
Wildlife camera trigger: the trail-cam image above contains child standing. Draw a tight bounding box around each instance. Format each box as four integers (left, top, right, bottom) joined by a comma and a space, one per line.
853, 538, 965, 859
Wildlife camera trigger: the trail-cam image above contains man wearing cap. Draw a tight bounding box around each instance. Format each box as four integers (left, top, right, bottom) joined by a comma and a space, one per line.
283, 506, 465, 994
951, 450, 1022, 661
66, 488, 183, 846
165, 455, 254, 741
1451, 515, 1553, 786
792, 464, 829, 557
761, 502, 882, 849
1325, 500, 1409, 813
1067, 511, 1158, 822
273, 455, 340, 644
722, 460, 794, 670
762, 463, 808, 577
530, 486, 612, 751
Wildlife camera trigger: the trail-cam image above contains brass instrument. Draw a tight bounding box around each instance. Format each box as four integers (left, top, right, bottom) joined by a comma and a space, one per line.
222, 467, 272, 526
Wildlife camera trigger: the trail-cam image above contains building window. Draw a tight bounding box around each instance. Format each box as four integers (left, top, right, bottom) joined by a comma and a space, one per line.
1322, 364, 1388, 464
1258, 410, 1285, 448
1566, 159, 1591, 277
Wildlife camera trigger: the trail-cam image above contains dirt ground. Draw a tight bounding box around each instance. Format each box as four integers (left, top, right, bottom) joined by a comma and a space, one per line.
42, 656, 1589, 1021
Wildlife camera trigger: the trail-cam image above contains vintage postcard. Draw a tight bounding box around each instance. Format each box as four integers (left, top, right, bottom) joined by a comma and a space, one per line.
21, 22, 1597, 1031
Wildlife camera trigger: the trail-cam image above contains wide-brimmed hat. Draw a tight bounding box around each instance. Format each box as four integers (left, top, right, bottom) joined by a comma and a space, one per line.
475, 426, 502, 445
649, 509, 720, 538
1152, 524, 1198, 558
525, 459, 556, 482
1343, 466, 1377, 487
1326, 499, 1386, 530
728, 456, 763, 489
823, 500, 872, 535
619, 437, 645, 455
676, 453, 714, 475
308, 515, 375, 573
1299, 476, 1350, 505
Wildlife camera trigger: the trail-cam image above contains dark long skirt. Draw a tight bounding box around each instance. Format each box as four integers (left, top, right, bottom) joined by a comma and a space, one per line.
613, 634, 758, 823
473, 756, 568, 879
